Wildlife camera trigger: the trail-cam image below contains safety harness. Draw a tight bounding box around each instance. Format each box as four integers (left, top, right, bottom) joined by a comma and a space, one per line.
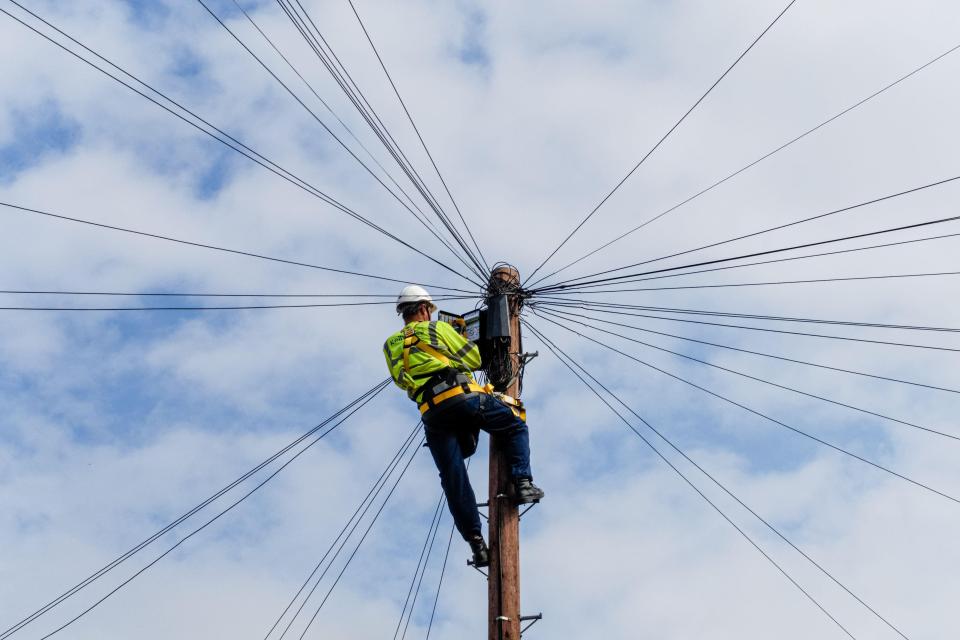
402, 326, 526, 420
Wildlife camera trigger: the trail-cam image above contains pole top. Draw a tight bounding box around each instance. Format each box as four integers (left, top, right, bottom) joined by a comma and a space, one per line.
487, 264, 521, 298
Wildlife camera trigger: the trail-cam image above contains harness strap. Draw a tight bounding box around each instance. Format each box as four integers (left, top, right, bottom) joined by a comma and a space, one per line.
402, 328, 450, 377
418, 383, 528, 421
419, 382, 486, 415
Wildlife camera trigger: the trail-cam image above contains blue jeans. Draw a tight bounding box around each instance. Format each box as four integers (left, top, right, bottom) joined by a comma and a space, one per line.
423, 393, 533, 540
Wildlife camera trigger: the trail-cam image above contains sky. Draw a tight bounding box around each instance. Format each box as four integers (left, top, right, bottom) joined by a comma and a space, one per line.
2, 0, 960, 638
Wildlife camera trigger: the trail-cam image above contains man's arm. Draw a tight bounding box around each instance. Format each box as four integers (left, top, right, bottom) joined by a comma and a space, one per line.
383, 337, 410, 391
435, 321, 482, 371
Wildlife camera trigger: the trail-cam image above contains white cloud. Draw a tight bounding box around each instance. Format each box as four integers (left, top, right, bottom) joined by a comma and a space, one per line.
3, 0, 960, 638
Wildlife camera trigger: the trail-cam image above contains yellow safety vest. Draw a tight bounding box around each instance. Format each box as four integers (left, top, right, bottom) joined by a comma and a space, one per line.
383, 320, 481, 401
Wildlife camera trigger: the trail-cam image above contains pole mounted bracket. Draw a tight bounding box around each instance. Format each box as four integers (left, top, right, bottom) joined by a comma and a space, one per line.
520, 613, 543, 636
467, 558, 489, 578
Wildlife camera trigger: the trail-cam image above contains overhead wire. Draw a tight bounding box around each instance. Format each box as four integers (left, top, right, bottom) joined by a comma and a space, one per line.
531, 313, 960, 505
539, 307, 960, 395
535, 176, 960, 293
538, 269, 960, 295
263, 420, 422, 640
525, 321, 907, 640
534, 301, 960, 335
0, 299, 478, 312
530, 301, 960, 353
535, 226, 960, 290
0, 2, 479, 287
227, 0, 461, 255
524, 0, 799, 285
0, 291, 459, 298
26, 381, 389, 640
0, 202, 475, 294
523, 322, 858, 639
533, 308, 960, 442
345, 0, 489, 271
423, 518, 457, 640
0, 379, 390, 640
278, 0, 473, 259
422, 458, 471, 640
194, 0, 486, 283
528, 41, 960, 288
273, 0, 488, 278
393, 493, 445, 640
271, 0, 489, 278
293, 435, 427, 640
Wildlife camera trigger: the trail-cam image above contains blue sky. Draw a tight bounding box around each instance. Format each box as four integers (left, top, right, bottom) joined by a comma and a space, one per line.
3, 1, 960, 639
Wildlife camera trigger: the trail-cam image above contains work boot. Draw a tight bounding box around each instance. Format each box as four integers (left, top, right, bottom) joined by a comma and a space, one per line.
515, 478, 545, 505
468, 534, 489, 568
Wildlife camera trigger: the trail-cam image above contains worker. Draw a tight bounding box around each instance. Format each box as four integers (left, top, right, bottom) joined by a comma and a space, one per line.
383, 285, 544, 568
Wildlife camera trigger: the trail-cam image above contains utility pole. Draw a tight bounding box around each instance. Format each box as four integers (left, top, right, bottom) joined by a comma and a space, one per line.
487, 266, 522, 640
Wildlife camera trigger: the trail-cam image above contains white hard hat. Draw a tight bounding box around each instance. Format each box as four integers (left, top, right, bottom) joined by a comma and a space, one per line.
396, 285, 436, 315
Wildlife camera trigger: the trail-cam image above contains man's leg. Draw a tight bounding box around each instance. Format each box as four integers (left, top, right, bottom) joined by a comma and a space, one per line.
424, 424, 482, 540
475, 395, 532, 480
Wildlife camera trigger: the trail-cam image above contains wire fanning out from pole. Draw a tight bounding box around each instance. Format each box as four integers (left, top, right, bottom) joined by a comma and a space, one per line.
0, 2, 481, 287
3, 381, 389, 640
525, 0, 800, 285
525, 322, 906, 639
528, 40, 960, 288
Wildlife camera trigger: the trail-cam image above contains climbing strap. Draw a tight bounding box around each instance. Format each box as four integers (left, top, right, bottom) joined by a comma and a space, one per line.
491, 389, 527, 421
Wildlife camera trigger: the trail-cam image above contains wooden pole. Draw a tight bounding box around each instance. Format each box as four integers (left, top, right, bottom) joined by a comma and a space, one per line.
488, 266, 522, 640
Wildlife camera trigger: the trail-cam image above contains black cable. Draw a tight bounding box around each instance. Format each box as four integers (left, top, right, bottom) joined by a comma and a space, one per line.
0, 298, 479, 312
0, 379, 389, 640
345, 0, 489, 271
228, 0, 462, 258
528, 41, 960, 289
541, 307, 960, 395
537, 178, 960, 294
263, 421, 422, 640
536, 300, 960, 334
280, 0, 475, 269
0, 2, 479, 287
271, 429, 424, 640
523, 322, 857, 639
534, 308, 960, 442
423, 518, 456, 640
531, 301, 960, 353
532, 313, 960, 506
401, 504, 446, 640
524, 0, 799, 285
30, 382, 389, 640
275, 0, 488, 279
423, 459, 472, 640
542, 269, 960, 295
526, 321, 906, 640
195, 0, 485, 284
0, 202, 474, 294
394, 494, 445, 640
0, 291, 448, 298
540, 227, 960, 290
294, 435, 427, 640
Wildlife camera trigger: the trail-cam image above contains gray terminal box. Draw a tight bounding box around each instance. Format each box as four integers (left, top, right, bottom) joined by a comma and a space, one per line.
438, 309, 482, 342
439, 298, 506, 344
463, 309, 481, 342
